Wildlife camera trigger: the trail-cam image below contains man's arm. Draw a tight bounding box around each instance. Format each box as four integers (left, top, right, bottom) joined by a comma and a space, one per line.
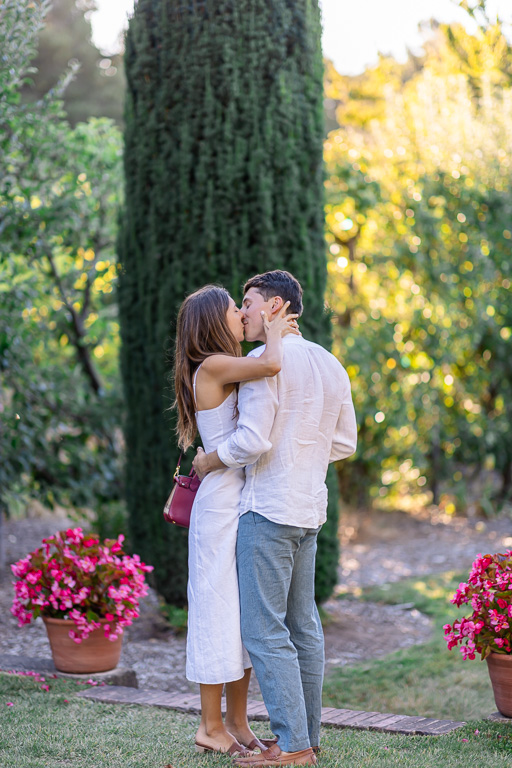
329, 365, 357, 463
329, 400, 357, 463
193, 375, 278, 480
192, 447, 226, 480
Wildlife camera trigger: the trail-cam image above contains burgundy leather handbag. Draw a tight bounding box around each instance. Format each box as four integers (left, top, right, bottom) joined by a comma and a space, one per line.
163, 454, 201, 528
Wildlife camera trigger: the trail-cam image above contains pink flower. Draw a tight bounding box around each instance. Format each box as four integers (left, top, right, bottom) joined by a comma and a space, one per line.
460, 641, 476, 660
10, 528, 153, 640
6, 702, 14, 707
445, 551, 512, 660
41, 684, 50, 691
26, 569, 43, 585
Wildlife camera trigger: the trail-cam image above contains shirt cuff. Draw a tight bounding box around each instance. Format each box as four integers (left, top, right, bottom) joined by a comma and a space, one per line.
217, 440, 242, 469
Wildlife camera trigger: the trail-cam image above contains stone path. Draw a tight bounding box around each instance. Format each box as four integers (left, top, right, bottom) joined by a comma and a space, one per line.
76, 685, 467, 736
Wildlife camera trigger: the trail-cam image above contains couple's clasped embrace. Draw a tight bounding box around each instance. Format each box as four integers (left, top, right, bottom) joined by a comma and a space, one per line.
173, 270, 357, 767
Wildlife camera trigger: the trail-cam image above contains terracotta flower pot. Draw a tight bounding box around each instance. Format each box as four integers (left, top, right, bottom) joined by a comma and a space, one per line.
43, 616, 122, 674
486, 652, 512, 718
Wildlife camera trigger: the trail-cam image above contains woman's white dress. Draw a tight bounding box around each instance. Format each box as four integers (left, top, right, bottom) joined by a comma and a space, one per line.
186, 377, 251, 684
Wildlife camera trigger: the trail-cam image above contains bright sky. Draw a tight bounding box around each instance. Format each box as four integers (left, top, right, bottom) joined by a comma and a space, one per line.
90, 0, 511, 75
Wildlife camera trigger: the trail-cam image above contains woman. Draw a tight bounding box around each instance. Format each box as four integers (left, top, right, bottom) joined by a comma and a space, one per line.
173, 285, 298, 756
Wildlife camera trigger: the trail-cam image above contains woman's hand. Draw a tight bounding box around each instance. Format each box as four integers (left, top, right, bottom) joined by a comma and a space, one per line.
262, 301, 301, 339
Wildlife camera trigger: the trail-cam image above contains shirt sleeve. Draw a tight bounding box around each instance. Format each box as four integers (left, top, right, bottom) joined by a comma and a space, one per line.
329, 370, 358, 463
217, 374, 278, 468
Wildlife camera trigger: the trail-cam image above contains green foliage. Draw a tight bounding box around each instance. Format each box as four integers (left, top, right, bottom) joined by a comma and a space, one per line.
325, 21, 512, 512
161, 603, 189, 634
119, 0, 335, 605
92, 500, 130, 543
0, 0, 124, 515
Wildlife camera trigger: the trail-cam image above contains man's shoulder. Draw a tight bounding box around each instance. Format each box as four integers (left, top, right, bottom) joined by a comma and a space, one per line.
282, 337, 350, 387
284, 336, 344, 365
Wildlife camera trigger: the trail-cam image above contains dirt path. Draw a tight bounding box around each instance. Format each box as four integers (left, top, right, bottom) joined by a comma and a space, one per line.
0, 509, 510, 695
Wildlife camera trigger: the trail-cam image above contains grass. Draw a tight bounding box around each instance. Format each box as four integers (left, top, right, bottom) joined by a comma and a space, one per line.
1, 672, 512, 768
2, 568, 511, 766
322, 571, 497, 721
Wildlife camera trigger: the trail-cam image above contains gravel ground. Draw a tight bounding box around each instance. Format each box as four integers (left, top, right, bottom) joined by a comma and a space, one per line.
337, 506, 512, 590
1, 508, 510, 696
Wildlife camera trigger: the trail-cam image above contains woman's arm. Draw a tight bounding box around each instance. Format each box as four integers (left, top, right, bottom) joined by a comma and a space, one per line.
200, 302, 299, 385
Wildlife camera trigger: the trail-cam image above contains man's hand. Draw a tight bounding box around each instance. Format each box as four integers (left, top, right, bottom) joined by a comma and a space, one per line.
192, 447, 227, 481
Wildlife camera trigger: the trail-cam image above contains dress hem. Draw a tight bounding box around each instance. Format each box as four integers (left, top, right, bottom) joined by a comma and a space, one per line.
186, 666, 252, 685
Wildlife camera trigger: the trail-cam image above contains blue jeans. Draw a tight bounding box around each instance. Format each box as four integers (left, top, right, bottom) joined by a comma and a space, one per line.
236, 512, 324, 752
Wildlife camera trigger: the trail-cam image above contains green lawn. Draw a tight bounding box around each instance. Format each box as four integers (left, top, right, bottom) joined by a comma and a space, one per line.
1, 672, 511, 768
322, 571, 497, 721
2, 570, 511, 767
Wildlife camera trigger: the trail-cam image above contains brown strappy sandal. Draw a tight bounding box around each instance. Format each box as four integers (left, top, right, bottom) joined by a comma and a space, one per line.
195, 739, 253, 757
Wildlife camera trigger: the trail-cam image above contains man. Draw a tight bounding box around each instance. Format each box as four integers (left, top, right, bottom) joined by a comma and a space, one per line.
193, 270, 357, 767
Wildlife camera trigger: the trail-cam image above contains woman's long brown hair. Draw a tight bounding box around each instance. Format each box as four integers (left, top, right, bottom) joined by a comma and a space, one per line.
173, 285, 241, 450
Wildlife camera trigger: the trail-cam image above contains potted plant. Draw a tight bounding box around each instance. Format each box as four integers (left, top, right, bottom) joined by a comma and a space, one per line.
444, 550, 512, 717
11, 527, 153, 674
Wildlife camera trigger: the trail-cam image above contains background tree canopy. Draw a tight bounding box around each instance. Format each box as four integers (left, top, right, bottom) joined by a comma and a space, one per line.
1, 0, 511, 597
21, 0, 125, 125
324, 15, 512, 514
0, 0, 124, 530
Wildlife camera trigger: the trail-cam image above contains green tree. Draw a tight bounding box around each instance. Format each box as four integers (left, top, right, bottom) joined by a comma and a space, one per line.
118, 0, 336, 606
22, 0, 125, 125
324, 19, 512, 512
0, 0, 124, 526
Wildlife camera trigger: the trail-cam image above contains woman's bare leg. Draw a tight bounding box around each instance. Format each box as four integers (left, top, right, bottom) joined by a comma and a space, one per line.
224, 668, 263, 747
195, 683, 237, 751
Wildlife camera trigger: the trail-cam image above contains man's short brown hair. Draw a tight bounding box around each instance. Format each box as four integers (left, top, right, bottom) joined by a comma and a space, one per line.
243, 270, 303, 316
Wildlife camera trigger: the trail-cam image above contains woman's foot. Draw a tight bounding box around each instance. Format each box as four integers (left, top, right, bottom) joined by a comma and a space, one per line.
195, 725, 246, 754
195, 740, 251, 757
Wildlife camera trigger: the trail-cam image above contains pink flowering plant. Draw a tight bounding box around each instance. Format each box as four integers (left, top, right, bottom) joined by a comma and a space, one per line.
444, 551, 512, 660
11, 528, 153, 644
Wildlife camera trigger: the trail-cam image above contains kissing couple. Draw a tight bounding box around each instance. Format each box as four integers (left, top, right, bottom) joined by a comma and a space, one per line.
173, 269, 357, 766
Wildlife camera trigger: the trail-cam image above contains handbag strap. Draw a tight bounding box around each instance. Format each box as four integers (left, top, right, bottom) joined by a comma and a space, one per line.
173, 451, 184, 479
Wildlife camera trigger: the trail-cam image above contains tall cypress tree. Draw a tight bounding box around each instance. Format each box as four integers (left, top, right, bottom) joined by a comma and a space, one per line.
118, 0, 338, 606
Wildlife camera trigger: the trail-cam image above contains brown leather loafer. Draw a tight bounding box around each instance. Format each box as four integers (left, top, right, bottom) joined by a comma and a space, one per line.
234, 744, 317, 767
258, 739, 319, 755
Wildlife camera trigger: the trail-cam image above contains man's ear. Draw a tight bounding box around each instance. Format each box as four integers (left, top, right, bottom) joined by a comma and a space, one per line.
270, 296, 284, 315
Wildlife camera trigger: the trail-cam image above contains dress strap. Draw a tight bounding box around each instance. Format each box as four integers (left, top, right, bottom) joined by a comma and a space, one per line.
193, 362, 203, 408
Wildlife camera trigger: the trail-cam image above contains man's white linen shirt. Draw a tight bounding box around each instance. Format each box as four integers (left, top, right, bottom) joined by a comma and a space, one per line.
216, 335, 357, 528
